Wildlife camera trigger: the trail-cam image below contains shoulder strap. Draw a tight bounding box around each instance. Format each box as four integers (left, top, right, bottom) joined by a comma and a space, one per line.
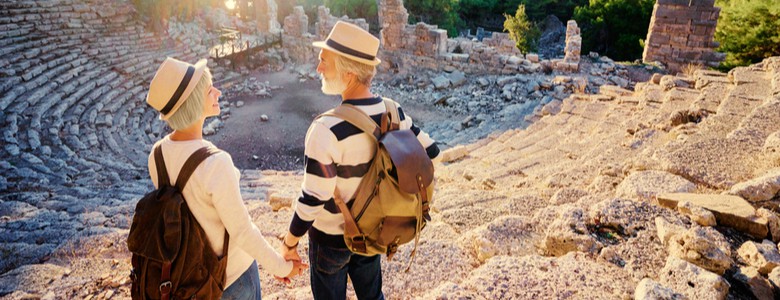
321, 104, 382, 141
153, 144, 170, 187
175, 146, 221, 191
382, 98, 401, 131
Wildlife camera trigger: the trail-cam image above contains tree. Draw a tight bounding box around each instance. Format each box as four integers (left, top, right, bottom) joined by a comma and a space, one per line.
503, 4, 540, 54
404, 0, 463, 37
715, 0, 780, 70
573, 0, 654, 61
325, 0, 378, 33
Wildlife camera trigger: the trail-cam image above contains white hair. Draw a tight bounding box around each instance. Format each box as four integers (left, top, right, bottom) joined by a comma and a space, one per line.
333, 54, 376, 86
166, 69, 212, 130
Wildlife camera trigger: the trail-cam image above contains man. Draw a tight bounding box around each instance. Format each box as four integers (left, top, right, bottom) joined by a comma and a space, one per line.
279, 21, 440, 299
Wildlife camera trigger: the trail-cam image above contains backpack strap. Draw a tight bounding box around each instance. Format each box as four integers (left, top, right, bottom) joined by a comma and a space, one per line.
175, 146, 221, 191
333, 189, 367, 254
153, 144, 171, 187
321, 104, 383, 141
382, 98, 401, 131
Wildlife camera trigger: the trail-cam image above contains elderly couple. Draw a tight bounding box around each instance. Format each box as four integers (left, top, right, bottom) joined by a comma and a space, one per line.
144, 22, 440, 299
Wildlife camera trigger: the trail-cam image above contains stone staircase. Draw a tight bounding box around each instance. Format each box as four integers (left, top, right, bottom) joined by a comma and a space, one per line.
0, 0, 232, 275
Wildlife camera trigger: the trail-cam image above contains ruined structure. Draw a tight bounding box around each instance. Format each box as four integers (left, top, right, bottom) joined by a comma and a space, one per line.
254, 0, 280, 34
553, 20, 581, 72
643, 0, 725, 72
282, 6, 369, 65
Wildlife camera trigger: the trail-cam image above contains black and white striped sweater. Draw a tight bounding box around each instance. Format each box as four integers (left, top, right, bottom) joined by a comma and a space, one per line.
289, 96, 440, 248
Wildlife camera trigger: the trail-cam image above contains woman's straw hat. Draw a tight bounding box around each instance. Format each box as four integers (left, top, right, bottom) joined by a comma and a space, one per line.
146, 57, 208, 120
312, 21, 381, 66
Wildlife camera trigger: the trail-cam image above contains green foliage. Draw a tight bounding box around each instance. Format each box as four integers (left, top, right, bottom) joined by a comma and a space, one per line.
573, 0, 654, 61
715, 0, 780, 70
131, 0, 218, 30
404, 0, 463, 37
325, 0, 379, 33
503, 4, 540, 54
457, 0, 588, 31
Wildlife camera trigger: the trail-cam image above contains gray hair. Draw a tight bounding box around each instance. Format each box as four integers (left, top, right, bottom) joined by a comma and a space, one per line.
333, 54, 376, 86
166, 68, 212, 130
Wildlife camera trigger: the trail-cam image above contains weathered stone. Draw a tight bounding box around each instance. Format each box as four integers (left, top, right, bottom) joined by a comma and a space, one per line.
599, 85, 633, 98
656, 217, 686, 246
733, 266, 774, 300
549, 188, 588, 205
439, 145, 468, 163
268, 190, 295, 211
472, 216, 534, 262
727, 168, 780, 202
659, 257, 729, 300
756, 208, 780, 242
616, 171, 696, 200
658, 193, 768, 238
448, 71, 466, 87
634, 278, 687, 300
432, 75, 450, 90
541, 206, 599, 256
540, 100, 561, 116
768, 267, 780, 291
677, 201, 716, 226
737, 240, 780, 274
667, 226, 733, 275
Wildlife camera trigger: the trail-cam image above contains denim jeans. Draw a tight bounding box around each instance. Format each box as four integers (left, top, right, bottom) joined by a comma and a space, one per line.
308, 238, 385, 300
221, 260, 262, 300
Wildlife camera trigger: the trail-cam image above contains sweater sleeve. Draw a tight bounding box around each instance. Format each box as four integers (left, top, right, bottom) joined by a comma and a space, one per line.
202, 152, 293, 278
289, 120, 340, 237
396, 104, 441, 163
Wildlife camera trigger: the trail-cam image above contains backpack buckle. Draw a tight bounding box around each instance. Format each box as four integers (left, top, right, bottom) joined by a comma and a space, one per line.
350, 235, 368, 254
159, 281, 172, 293
129, 269, 137, 282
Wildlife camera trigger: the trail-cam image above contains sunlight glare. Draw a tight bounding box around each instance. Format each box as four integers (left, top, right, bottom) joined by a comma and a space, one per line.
225, 0, 236, 10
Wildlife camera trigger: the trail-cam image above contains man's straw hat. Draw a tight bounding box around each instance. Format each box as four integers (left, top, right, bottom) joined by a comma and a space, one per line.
313, 21, 381, 66
146, 57, 208, 120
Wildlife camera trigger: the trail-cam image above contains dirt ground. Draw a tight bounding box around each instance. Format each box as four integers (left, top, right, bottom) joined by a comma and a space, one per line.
210, 68, 452, 170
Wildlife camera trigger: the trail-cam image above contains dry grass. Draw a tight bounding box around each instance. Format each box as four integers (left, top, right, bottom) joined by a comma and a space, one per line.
681, 63, 704, 79
50, 231, 130, 264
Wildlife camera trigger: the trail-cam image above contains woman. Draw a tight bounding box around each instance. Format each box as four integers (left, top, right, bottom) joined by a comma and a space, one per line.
144, 57, 306, 299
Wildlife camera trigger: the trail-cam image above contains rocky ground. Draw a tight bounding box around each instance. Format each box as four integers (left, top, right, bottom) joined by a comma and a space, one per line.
4, 56, 780, 299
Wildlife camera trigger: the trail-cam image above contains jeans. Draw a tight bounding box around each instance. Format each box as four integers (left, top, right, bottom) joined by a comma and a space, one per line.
221, 261, 262, 300
308, 238, 385, 300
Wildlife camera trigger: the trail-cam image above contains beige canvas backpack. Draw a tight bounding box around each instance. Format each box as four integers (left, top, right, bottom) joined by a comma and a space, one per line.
319, 98, 435, 264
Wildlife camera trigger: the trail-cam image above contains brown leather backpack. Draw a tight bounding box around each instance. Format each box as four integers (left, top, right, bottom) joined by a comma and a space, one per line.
127, 145, 229, 300
319, 98, 435, 267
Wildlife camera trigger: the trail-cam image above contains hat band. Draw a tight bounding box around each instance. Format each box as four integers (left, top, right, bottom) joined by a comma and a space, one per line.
326, 39, 375, 61
160, 66, 195, 115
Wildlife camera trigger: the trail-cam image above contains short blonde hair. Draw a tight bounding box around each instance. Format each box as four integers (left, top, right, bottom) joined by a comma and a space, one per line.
166, 69, 212, 130
334, 54, 376, 86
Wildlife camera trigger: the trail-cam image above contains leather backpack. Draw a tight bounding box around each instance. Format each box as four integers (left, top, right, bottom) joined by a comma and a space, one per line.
319, 98, 435, 266
127, 145, 229, 300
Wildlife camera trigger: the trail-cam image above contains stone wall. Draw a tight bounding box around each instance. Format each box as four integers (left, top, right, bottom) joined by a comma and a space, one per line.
282, 5, 370, 65
551, 20, 581, 72
642, 0, 725, 72
482, 33, 522, 56
255, 0, 280, 34
377, 0, 408, 51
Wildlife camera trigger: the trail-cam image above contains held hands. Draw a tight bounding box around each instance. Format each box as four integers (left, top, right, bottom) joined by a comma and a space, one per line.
274, 234, 308, 285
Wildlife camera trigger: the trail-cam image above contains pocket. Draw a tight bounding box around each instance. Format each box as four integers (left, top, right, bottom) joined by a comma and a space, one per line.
377, 216, 417, 246
316, 245, 352, 275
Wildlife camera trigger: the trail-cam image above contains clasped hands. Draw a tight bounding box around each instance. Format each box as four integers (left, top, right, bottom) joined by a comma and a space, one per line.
274, 235, 308, 285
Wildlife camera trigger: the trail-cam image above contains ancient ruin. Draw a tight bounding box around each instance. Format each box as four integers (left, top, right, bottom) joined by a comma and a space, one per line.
643, 0, 725, 72
2, 0, 780, 298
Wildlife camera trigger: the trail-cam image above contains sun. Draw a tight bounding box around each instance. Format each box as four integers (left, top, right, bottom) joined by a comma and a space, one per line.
225, 0, 236, 10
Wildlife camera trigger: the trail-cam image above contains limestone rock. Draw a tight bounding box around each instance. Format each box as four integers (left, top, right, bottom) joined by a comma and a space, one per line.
756, 208, 780, 242
660, 75, 690, 91
540, 206, 599, 256
449, 71, 466, 87
616, 171, 695, 200
268, 190, 296, 211
472, 216, 534, 262
432, 75, 451, 90
727, 168, 780, 202
0, 264, 70, 295
737, 240, 780, 274
589, 198, 669, 236
656, 217, 686, 246
657, 193, 768, 238
549, 188, 588, 205
439, 145, 468, 163
659, 257, 729, 300
540, 99, 561, 116
677, 201, 716, 226
733, 266, 774, 300
768, 267, 780, 292
634, 278, 687, 300
667, 226, 733, 275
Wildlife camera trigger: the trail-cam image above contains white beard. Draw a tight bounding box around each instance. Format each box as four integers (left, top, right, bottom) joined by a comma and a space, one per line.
321, 76, 347, 95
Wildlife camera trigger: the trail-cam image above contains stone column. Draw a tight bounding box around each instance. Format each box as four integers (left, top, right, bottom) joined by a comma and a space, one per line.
377, 0, 409, 50
255, 0, 280, 34
642, 0, 724, 72
562, 20, 581, 71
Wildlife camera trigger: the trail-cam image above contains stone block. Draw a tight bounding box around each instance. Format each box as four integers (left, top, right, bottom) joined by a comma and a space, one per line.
657, 193, 768, 239
440, 145, 468, 163
634, 278, 686, 300
659, 257, 729, 300
733, 266, 774, 300
667, 226, 733, 275
677, 201, 716, 226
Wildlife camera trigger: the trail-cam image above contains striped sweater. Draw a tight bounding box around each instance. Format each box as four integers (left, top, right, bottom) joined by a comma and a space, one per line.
289, 96, 440, 248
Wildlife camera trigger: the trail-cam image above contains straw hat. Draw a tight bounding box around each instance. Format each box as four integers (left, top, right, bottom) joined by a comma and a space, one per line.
313, 21, 381, 66
146, 57, 208, 120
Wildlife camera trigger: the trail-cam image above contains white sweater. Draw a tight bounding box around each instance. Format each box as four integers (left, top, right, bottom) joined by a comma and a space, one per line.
147, 135, 292, 287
